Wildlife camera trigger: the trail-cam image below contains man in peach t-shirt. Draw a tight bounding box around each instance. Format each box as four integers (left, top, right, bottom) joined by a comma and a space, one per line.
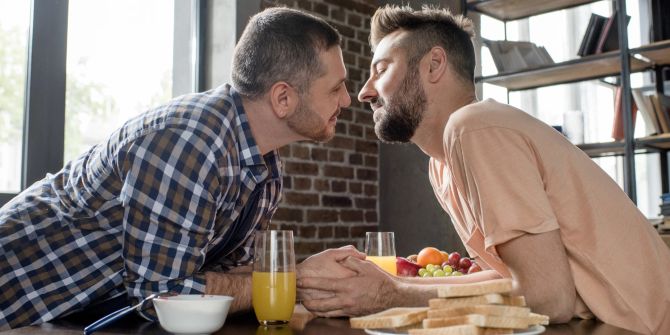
297, 5, 670, 334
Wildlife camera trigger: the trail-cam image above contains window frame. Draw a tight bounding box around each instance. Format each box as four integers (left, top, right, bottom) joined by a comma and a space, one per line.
0, 0, 204, 207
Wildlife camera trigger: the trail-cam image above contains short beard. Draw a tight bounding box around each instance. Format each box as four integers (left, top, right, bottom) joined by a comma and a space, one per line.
287, 95, 334, 142
374, 65, 427, 143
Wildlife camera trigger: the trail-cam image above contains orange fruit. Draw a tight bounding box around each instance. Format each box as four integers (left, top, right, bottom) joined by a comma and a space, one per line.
417, 247, 444, 267
440, 251, 449, 263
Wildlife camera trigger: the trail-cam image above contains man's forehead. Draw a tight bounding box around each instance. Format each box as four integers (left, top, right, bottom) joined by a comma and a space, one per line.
372, 30, 408, 63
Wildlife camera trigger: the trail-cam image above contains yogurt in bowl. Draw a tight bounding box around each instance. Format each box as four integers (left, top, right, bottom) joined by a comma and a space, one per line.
153, 294, 234, 335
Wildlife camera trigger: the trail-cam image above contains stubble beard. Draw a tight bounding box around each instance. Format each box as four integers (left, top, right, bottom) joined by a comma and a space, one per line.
374, 66, 427, 143
287, 96, 335, 142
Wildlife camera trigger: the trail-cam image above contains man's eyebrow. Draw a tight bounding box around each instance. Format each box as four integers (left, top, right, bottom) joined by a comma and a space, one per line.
371, 58, 389, 69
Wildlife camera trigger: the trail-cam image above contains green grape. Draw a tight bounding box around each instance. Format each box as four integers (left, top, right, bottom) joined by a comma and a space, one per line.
432, 269, 446, 277
442, 265, 453, 274
421, 271, 433, 277
418, 268, 428, 277
451, 271, 463, 276
426, 264, 435, 272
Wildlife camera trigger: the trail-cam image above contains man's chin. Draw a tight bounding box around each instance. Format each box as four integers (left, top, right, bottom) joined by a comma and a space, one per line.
374, 126, 412, 144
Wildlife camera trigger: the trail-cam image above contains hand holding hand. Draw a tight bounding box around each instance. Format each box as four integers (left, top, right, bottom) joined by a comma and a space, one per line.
297, 245, 366, 301
298, 255, 400, 317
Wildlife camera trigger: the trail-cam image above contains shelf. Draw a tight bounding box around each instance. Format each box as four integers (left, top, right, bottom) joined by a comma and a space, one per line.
636, 134, 670, 151
632, 40, 670, 66
478, 52, 648, 91
577, 141, 624, 158
467, 0, 600, 21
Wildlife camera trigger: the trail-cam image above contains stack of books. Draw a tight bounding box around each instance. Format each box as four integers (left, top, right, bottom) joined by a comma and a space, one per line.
632, 89, 670, 137
483, 39, 554, 73
577, 11, 630, 57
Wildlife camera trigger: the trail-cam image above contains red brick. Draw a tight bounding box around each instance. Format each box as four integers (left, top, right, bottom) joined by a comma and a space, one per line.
331, 180, 347, 192
296, 0, 312, 11
355, 197, 376, 209
285, 162, 319, 175
349, 182, 362, 194
314, 2, 328, 16
347, 12, 362, 27
365, 210, 378, 223
335, 121, 347, 134
307, 209, 339, 222
282, 176, 292, 189
355, 110, 373, 124
294, 177, 312, 190
334, 226, 349, 238
358, 56, 372, 69
339, 108, 354, 121
322, 195, 353, 207
332, 22, 355, 38
340, 209, 363, 222
355, 140, 378, 154
365, 154, 377, 167
330, 7, 345, 22
272, 208, 304, 222
324, 165, 354, 179
348, 124, 363, 137
319, 225, 334, 238
292, 145, 310, 159
311, 148, 328, 161
314, 179, 330, 192
365, 126, 377, 140
323, 0, 375, 14
350, 225, 372, 237
295, 241, 326, 256
299, 225, 317, 238
347, 39, 362, 54
329, 136, 355, 150
278, 145, 291, 157
343, 51, 357, 66
349, 153, 363, 165
364, 183, 377, 196
284, 192, 319, 206
278, 223, 298, 235
356, 168, 377, 181
325, 241, 350, 249
329, 150, 345, 162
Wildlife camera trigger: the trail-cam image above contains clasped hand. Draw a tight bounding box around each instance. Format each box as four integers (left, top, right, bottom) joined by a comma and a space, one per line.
296, 245, 398, 317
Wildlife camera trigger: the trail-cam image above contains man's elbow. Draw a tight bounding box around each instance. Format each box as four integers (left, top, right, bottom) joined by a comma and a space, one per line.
539, 292, 575, 324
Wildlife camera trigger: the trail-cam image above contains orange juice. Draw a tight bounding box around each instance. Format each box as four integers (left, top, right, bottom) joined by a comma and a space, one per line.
366, 256, 397, 275
252, 271, 296, 324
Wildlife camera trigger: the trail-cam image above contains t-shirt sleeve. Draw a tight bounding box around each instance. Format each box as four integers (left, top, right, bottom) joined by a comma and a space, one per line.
450, 126, 559, 252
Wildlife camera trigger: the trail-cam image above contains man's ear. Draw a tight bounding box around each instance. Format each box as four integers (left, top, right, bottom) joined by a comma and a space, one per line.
425, 46, 448, 83
269, 81, 297, 119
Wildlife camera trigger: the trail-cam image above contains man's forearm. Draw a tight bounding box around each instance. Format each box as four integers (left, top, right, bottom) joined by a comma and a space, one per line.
205, 271, 252, 313
390, 270, 502, 307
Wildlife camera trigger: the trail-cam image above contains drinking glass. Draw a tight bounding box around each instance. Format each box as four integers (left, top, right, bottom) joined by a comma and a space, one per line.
252, 230, 296, 325
365, 231, 397, 275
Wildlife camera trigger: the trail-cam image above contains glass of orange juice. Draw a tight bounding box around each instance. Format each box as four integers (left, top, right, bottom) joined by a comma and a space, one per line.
252, 230, 296, 325
365, 231, 397, 275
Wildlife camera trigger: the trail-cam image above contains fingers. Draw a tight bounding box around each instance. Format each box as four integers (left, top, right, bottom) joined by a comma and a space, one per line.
297, 276, 346, 291
302, 296, 352, 314
312, 309, 348, 318
326, 245, 365, 261
336, 245, 366, 259
339, 255, 374, 273
297, 288, 335, 300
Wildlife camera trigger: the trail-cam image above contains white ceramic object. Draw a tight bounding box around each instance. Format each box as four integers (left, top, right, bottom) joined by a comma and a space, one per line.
153, 294, 234, 335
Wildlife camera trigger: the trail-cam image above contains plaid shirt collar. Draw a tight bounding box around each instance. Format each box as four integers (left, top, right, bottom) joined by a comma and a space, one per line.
229, 86, 280, 184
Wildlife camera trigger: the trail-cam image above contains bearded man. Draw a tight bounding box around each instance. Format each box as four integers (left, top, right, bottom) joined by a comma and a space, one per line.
296, 5, 670, 335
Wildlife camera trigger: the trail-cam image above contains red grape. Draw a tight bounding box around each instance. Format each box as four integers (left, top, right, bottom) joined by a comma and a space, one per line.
447, 252, 461, 269
458, 257, 472, 270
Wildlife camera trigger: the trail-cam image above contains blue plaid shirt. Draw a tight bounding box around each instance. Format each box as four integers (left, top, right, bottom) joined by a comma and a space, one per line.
0, 84, 282, 329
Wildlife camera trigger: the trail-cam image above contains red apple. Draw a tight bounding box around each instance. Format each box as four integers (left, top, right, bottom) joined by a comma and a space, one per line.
396, 257, 422, 277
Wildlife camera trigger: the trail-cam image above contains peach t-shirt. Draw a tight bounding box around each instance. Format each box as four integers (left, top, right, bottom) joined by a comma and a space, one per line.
428, 99, 670, 334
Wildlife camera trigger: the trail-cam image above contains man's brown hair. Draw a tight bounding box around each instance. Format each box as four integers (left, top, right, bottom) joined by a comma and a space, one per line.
232, 7, 341, 99
370, 5, 475, 83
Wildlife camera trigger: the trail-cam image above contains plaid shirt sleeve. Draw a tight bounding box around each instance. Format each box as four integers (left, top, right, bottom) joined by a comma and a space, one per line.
117, 126, 226, 318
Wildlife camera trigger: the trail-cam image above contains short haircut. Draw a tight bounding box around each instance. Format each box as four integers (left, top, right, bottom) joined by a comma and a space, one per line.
232, 7, 341, 99
370, 5, 475, 84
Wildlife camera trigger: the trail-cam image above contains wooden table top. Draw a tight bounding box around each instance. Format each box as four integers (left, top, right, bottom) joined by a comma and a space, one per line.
0, 309, 642, 335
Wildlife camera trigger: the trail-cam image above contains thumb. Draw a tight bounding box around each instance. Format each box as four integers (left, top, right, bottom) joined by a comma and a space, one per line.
339, 255, 369, 273
331, 245, 366, 261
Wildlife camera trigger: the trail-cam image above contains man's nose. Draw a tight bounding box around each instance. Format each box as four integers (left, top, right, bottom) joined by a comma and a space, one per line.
357, 77, 376, 103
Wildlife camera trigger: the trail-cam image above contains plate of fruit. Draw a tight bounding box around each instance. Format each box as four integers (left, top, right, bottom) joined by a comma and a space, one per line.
396, 247, 482, 278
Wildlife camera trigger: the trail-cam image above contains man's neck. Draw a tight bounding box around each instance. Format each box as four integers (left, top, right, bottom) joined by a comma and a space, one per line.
241, 96, 304, 155
412, 90, 477, 163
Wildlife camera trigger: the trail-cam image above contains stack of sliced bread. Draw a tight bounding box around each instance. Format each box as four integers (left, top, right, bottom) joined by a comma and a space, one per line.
350, 279, 549, 335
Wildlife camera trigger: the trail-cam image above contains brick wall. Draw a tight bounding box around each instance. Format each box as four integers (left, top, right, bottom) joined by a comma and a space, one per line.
262, 0, 378, 260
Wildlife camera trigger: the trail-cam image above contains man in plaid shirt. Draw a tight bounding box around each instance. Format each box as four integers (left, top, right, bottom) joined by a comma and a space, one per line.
0, 7, 351, 329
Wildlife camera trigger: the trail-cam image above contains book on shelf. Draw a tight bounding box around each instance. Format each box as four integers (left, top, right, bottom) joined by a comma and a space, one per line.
650, 93, 670, 134
632, 88, 662, 136
611, 86, 638, 140
576, 11, 630, 57
577, 13, 607, 57
483, 40, 554, 73
596, 10, 631, 54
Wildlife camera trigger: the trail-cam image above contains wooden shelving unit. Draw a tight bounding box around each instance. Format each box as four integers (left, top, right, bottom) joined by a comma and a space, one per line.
466, 0, 600, 21
471, 0, 670, 200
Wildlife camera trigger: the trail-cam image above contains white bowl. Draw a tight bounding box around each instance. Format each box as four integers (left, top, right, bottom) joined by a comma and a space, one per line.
153, 294, 234, 335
